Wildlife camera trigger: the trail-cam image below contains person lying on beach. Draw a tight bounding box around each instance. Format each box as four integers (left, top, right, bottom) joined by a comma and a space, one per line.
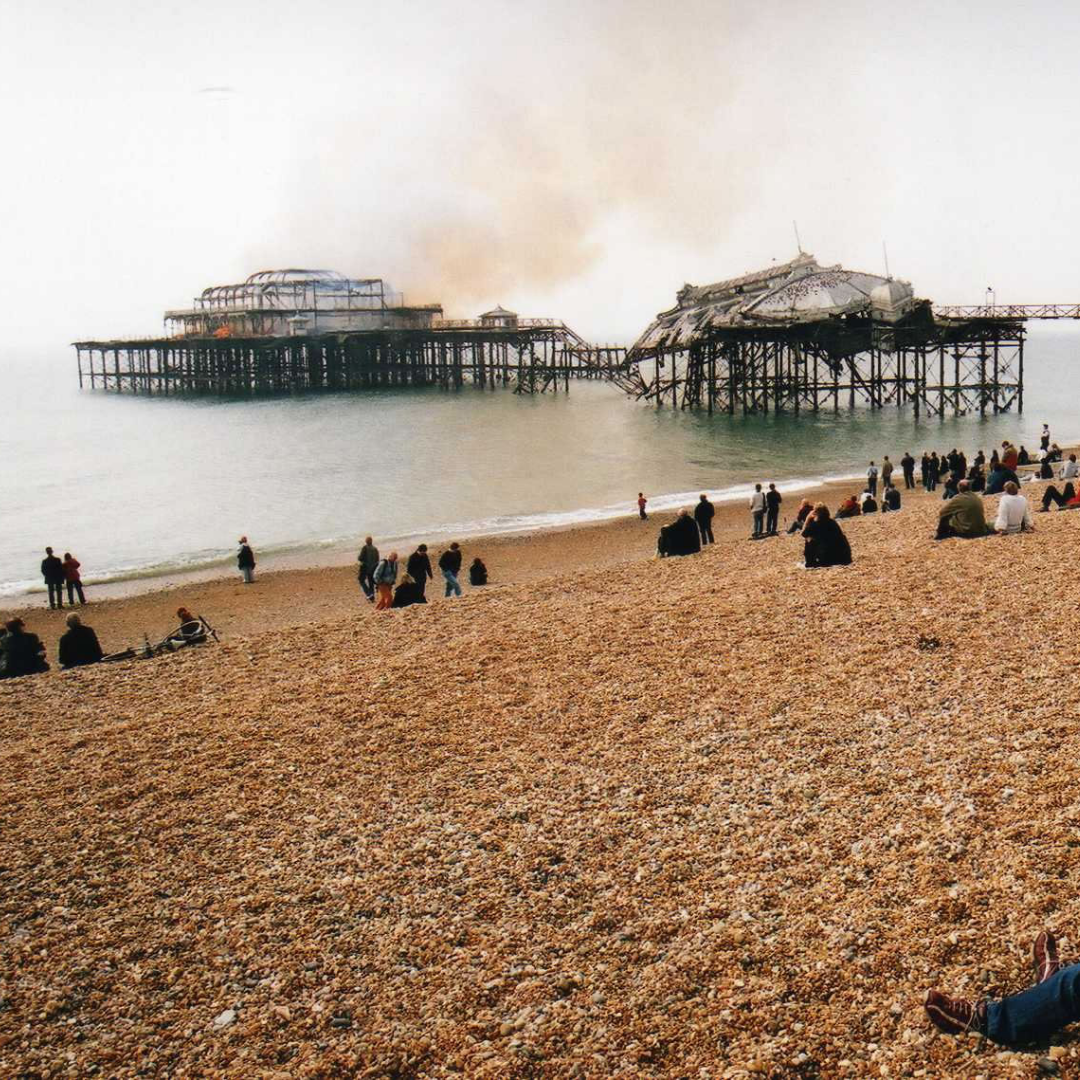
469, 557, 488, 586
925, 931, 1080, 1047
994, 482, 1034, 534
802, 504, 852, 568
936, 481, 993, 539
835, 495, 860, 519
58, 614, 103, 669
0, 618, 49, 678
170, 607, 208, 646
787, 499, 814, 533
1039, 482, 1080, 512
391, 573, 427, 608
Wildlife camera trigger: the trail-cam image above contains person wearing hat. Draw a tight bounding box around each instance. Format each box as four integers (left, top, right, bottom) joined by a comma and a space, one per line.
237, 537, 256, 583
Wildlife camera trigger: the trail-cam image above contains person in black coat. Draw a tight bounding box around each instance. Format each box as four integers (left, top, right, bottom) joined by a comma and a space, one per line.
406, 544, 434, 599
802, 505, 852, 568
58, 614, 103, 669
41, 547, 65, 609
391, 573, 427, 608
765, 483, 782, 536
0, 618, 49, 678
694, 494, 715, 545
469, 558, 488, 586
663, 509, 702, 557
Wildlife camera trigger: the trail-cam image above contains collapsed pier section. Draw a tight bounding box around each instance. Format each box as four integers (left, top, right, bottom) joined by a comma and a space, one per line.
625, 254, 1026, 416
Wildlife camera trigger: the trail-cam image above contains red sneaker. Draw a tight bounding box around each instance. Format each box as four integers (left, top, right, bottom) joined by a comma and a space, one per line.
1033, 931, 1062, 984
924, 990, 987, 1036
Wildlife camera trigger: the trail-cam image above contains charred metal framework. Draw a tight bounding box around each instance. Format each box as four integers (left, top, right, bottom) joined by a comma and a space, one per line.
621, 255, 1080, 416
626, 314, 1028, 418
163, 269, 441, 337
74, 322, 633, 397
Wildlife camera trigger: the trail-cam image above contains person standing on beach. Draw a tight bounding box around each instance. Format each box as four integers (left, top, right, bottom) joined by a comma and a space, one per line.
62, 552, 86, 605
406, 544, 434, 600
1042, 423, 1051, 452
373, 551, 398, 610
881, 456, 893, 491
439, 542, 463, 597
749, 484, 766, 539
40, 547, 65, 609
920, 453, 930, 491
866, 461, 879, 498
901, 452, 916, 490
928, 452, 940, 491
357, 537, 379, 601
637, 492, 648, 520
237, 537, 255, 584
694, 494, 715, 545
765, 483, 782, 536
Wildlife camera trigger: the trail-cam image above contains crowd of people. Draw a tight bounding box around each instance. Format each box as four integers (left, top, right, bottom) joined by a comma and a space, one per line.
648, 428, 1063, 573
358, 537, 489, 611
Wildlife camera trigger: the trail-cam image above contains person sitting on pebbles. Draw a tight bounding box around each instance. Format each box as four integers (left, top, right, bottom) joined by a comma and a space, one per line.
926, 931, 1080, 1048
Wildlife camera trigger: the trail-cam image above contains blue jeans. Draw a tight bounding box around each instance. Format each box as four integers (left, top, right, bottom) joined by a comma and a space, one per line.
987, 963, 1080, 1045
443, 569, 461, 597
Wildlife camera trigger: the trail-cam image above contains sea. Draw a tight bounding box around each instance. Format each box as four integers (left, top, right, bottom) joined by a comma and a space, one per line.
2, 326, 1078, 599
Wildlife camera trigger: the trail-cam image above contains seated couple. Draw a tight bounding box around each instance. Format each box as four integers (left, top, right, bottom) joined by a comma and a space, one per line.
937, 481, 1034, 539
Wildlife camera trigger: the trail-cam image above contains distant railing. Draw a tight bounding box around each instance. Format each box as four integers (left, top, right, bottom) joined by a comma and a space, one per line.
933, 304, 1080, 320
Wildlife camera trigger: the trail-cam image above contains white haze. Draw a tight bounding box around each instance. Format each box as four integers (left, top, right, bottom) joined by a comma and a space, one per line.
1, 0, 1079, 348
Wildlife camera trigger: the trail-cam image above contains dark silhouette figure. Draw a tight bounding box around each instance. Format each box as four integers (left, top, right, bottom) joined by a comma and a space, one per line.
237, 537, 256, 583
41, 547, 65, 609
659, 509, 702, 557
58, 614, 103, 669
765, 484, 782, 535
469, 558, 488, 586
901, 452, 916, 489
406, 544, 434, 599
391, 573, 427, 608
0, 618, 49, 678
802, 505, 852, 568
694, 494, 715, 544
637, 492, 648, 520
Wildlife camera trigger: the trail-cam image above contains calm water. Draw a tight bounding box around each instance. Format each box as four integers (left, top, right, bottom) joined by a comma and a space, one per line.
1, 327, 1077, 597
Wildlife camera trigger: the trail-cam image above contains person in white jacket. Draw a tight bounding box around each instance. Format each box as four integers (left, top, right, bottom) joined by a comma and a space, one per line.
994, 482, 1034, 535
1058, 453, 1079, 480
749, 484, 766, 538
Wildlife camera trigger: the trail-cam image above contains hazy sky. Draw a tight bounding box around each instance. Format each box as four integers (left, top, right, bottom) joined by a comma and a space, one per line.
3, 0, 1079, 347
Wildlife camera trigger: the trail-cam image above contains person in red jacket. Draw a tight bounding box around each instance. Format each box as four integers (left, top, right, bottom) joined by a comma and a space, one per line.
62, 552, 86, 605
1001, 441, 1019, 471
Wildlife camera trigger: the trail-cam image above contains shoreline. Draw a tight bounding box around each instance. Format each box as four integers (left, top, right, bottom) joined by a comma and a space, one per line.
3, 454, 1067, 661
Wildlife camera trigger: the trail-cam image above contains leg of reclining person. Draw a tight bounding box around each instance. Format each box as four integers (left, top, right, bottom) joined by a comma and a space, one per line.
986, 964, 1080, 1045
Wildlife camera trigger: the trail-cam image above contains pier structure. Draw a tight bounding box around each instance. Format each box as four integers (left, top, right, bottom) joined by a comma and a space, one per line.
622, 254, 1076, 416
75, 321, 632, 397
75, 268, 632, 397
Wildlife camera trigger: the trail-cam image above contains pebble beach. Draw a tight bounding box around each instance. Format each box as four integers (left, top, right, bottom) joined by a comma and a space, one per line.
3, 478, 1080, 1078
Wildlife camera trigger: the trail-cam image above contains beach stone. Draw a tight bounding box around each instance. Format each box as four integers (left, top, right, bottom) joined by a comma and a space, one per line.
212, 1009, 236, 1029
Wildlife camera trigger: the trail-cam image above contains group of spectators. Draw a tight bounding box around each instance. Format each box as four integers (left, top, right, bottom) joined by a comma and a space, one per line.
356, 537, 488, 610
39, 547, 86, 608
1, 613, 102, 679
